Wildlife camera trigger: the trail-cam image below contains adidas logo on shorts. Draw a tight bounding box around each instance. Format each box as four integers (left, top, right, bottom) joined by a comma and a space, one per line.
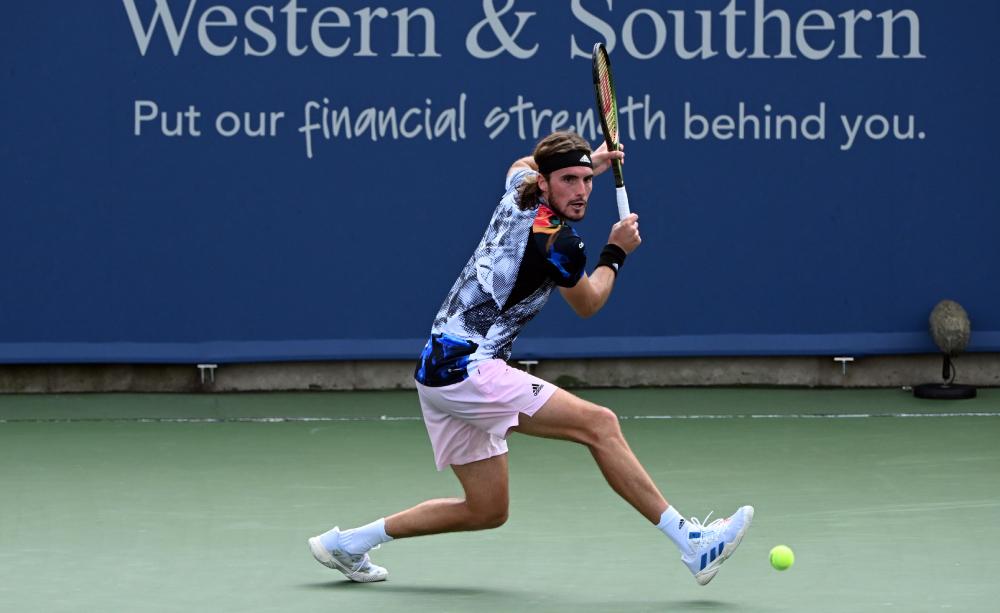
531, 383, 544, 397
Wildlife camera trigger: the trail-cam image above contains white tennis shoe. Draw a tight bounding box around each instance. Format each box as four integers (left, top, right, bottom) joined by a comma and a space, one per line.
308, 528, 388, 583
680, 505, 754, 585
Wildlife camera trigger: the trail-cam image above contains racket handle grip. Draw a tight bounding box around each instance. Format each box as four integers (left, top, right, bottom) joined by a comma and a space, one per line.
616, 186, 630, 220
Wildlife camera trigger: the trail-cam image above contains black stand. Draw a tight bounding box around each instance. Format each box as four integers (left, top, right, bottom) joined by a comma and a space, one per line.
913, 355, 977, 399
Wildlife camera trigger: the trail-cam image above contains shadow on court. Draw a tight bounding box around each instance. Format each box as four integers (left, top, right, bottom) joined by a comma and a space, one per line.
300, 582, 748, 612
559, 599, 748, 612
658, 601, 741, 610
299, 581, 520, 598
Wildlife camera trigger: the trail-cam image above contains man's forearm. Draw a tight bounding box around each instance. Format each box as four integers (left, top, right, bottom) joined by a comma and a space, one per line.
560, 266, 618, 318
587, 265, 617, 314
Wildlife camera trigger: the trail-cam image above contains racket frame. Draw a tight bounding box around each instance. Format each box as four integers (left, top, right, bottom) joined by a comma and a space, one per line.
591, 42, 630, 220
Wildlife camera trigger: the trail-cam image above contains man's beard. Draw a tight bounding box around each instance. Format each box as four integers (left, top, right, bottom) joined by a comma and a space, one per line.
550, 196, 587, 221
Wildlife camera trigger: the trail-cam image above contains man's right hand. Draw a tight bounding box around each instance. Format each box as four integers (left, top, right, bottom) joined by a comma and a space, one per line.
608, 213, 641, 254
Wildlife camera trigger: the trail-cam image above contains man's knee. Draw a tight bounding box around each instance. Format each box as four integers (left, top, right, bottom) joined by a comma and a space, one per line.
481, 506, 509, 529
468, 500, 508, 529
585, 405, 623, 445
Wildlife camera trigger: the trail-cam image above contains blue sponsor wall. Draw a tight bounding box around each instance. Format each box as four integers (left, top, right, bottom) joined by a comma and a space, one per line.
1, 1, 997, 363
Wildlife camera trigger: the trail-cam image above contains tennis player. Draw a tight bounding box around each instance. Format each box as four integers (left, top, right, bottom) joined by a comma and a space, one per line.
309, 131, 753, 586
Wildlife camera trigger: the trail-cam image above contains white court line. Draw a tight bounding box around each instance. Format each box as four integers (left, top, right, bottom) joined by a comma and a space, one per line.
625, 412, 1000, 420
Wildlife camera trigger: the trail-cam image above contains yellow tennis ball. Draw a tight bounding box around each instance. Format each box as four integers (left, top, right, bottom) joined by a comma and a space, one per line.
769, 545, 794, 571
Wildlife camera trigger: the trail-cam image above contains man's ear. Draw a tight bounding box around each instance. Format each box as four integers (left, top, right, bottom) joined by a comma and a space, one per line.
536, 173, 548, 199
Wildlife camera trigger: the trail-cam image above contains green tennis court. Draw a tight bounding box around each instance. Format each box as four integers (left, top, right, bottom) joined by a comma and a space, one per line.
2, 388, 998, 612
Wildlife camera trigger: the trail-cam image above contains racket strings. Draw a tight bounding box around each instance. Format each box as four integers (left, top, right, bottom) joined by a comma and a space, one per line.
595, 60, 619, 142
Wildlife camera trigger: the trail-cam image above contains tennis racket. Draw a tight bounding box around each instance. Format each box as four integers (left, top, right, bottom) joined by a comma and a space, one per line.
591, 42, 630, 221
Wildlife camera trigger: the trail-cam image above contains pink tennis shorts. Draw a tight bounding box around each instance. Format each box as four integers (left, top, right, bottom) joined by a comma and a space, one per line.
415, 359, 558, 470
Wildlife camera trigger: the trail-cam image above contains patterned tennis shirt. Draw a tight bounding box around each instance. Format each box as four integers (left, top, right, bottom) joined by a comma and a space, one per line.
414, 168, 586, 387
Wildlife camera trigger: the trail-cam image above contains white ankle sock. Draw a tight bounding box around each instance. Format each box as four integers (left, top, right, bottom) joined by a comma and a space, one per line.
321, 518, 393, 555
656, 506, 691, 554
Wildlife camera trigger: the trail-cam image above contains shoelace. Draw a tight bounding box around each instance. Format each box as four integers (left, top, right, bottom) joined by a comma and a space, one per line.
349, 544, 380, 572
331, 542, 379, 572
687, 512, 728, 544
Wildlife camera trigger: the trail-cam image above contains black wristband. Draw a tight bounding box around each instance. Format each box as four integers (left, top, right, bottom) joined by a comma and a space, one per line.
596, 244, 627, 276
